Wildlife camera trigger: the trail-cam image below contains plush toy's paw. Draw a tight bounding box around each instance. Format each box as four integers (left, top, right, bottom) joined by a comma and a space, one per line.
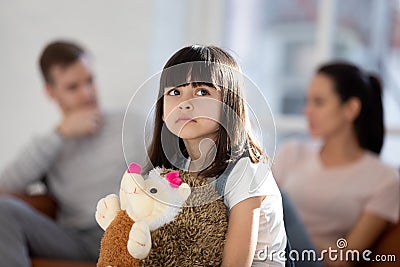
127, 220, 151, 259
95, 194, 120, 230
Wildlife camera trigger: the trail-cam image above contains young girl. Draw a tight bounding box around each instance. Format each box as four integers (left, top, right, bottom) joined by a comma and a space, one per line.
145, 45, 287, 266
273, 62, 399, 267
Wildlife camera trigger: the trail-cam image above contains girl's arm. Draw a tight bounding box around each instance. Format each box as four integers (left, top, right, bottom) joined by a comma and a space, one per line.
221, 195, 264, 267
323, 212, 388, 267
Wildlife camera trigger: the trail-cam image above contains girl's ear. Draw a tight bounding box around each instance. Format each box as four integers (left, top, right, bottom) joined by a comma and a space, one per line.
344, 97, 361, 122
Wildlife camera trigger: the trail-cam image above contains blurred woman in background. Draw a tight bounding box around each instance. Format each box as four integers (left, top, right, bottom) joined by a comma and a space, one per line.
273, 62, 399, 267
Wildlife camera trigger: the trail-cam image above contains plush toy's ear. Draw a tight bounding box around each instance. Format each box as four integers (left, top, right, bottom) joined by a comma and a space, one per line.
127, 162, 141, 174
177, 183, 191, 202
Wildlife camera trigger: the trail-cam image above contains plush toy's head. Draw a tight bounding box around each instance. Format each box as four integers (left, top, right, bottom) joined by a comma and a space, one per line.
119, 163, 191, 230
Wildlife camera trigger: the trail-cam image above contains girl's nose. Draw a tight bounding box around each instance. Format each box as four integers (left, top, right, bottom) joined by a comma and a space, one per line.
178, 100, 193, 110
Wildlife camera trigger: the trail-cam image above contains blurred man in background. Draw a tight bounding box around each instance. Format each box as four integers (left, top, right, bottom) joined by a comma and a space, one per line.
0, 40, 144, 266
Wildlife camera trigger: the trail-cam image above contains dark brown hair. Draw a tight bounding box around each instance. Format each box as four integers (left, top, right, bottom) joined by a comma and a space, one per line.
317, 62, 384, 154
39, 40, 85, 84
145, 45, 264, 177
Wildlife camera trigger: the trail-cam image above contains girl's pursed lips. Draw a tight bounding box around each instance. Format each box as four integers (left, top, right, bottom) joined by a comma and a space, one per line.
176, 117, 197, 123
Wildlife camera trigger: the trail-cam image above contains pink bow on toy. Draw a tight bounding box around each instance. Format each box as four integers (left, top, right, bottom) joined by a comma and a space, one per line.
165, 171, 182, 188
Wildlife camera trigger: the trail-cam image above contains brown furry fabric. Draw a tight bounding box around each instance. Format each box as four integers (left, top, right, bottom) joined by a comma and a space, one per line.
97, 170, 228, 267
142, 171, 228, 267
97, 210, 140, 267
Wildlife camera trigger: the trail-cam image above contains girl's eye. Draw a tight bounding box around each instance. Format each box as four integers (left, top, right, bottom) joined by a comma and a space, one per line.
167, 89, 180, 96
150, 188, 158, 194
196, 89, 210, 96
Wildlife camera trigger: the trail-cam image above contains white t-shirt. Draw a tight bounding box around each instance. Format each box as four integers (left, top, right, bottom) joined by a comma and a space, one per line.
273, 140, 400, 250
223, 157, 287, 267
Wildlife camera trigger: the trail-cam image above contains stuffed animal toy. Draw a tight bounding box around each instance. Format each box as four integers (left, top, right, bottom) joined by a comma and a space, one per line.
96, 163, 228, 267
95, 162, 191, 267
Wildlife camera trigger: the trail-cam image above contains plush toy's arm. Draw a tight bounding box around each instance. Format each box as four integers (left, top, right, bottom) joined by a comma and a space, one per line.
95, 194, 121, 231
127, 220, 152, 259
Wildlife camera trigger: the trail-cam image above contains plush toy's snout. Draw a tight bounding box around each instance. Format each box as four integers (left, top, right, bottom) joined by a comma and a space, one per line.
120, 165, 154, 221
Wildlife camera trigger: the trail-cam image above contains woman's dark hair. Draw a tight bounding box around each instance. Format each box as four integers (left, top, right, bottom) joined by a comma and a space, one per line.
317, 62, 384, 154
145, 45, 264, 177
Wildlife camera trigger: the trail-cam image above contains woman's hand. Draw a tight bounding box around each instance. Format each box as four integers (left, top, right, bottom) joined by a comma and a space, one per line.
345, 212, 388, 251
320, 212, 389, 267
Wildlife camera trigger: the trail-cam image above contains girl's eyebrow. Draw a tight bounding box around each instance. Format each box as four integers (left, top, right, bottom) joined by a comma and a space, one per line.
192, 82, 215, 87
191, 82, 219, 90
163, 83, 190, 91
165, 82, 218, 90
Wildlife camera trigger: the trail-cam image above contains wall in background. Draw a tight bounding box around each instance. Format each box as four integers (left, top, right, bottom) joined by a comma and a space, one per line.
1, 0, 399, 172
0, 0, 224, 170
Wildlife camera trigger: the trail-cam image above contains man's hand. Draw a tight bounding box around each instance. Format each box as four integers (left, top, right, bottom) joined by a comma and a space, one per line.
57, 108, 102, 138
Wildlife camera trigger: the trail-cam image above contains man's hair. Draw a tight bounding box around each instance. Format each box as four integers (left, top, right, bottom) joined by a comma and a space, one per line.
39, 40, 85, 83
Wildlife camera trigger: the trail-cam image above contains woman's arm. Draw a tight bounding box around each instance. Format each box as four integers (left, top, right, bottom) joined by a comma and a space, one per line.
221, 196, 264, 267
345, 212, 388, 251
323, 212, 388, 267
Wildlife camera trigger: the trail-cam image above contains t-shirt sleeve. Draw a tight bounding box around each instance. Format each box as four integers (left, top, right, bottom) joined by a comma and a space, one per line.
364, 167, 400, 223
272, 139, 302, 186
224, 157, 281, 210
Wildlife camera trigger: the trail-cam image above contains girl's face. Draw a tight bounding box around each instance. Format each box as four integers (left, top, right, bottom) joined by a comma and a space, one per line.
163, 83, 222, 141
305, 74, 351, 138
